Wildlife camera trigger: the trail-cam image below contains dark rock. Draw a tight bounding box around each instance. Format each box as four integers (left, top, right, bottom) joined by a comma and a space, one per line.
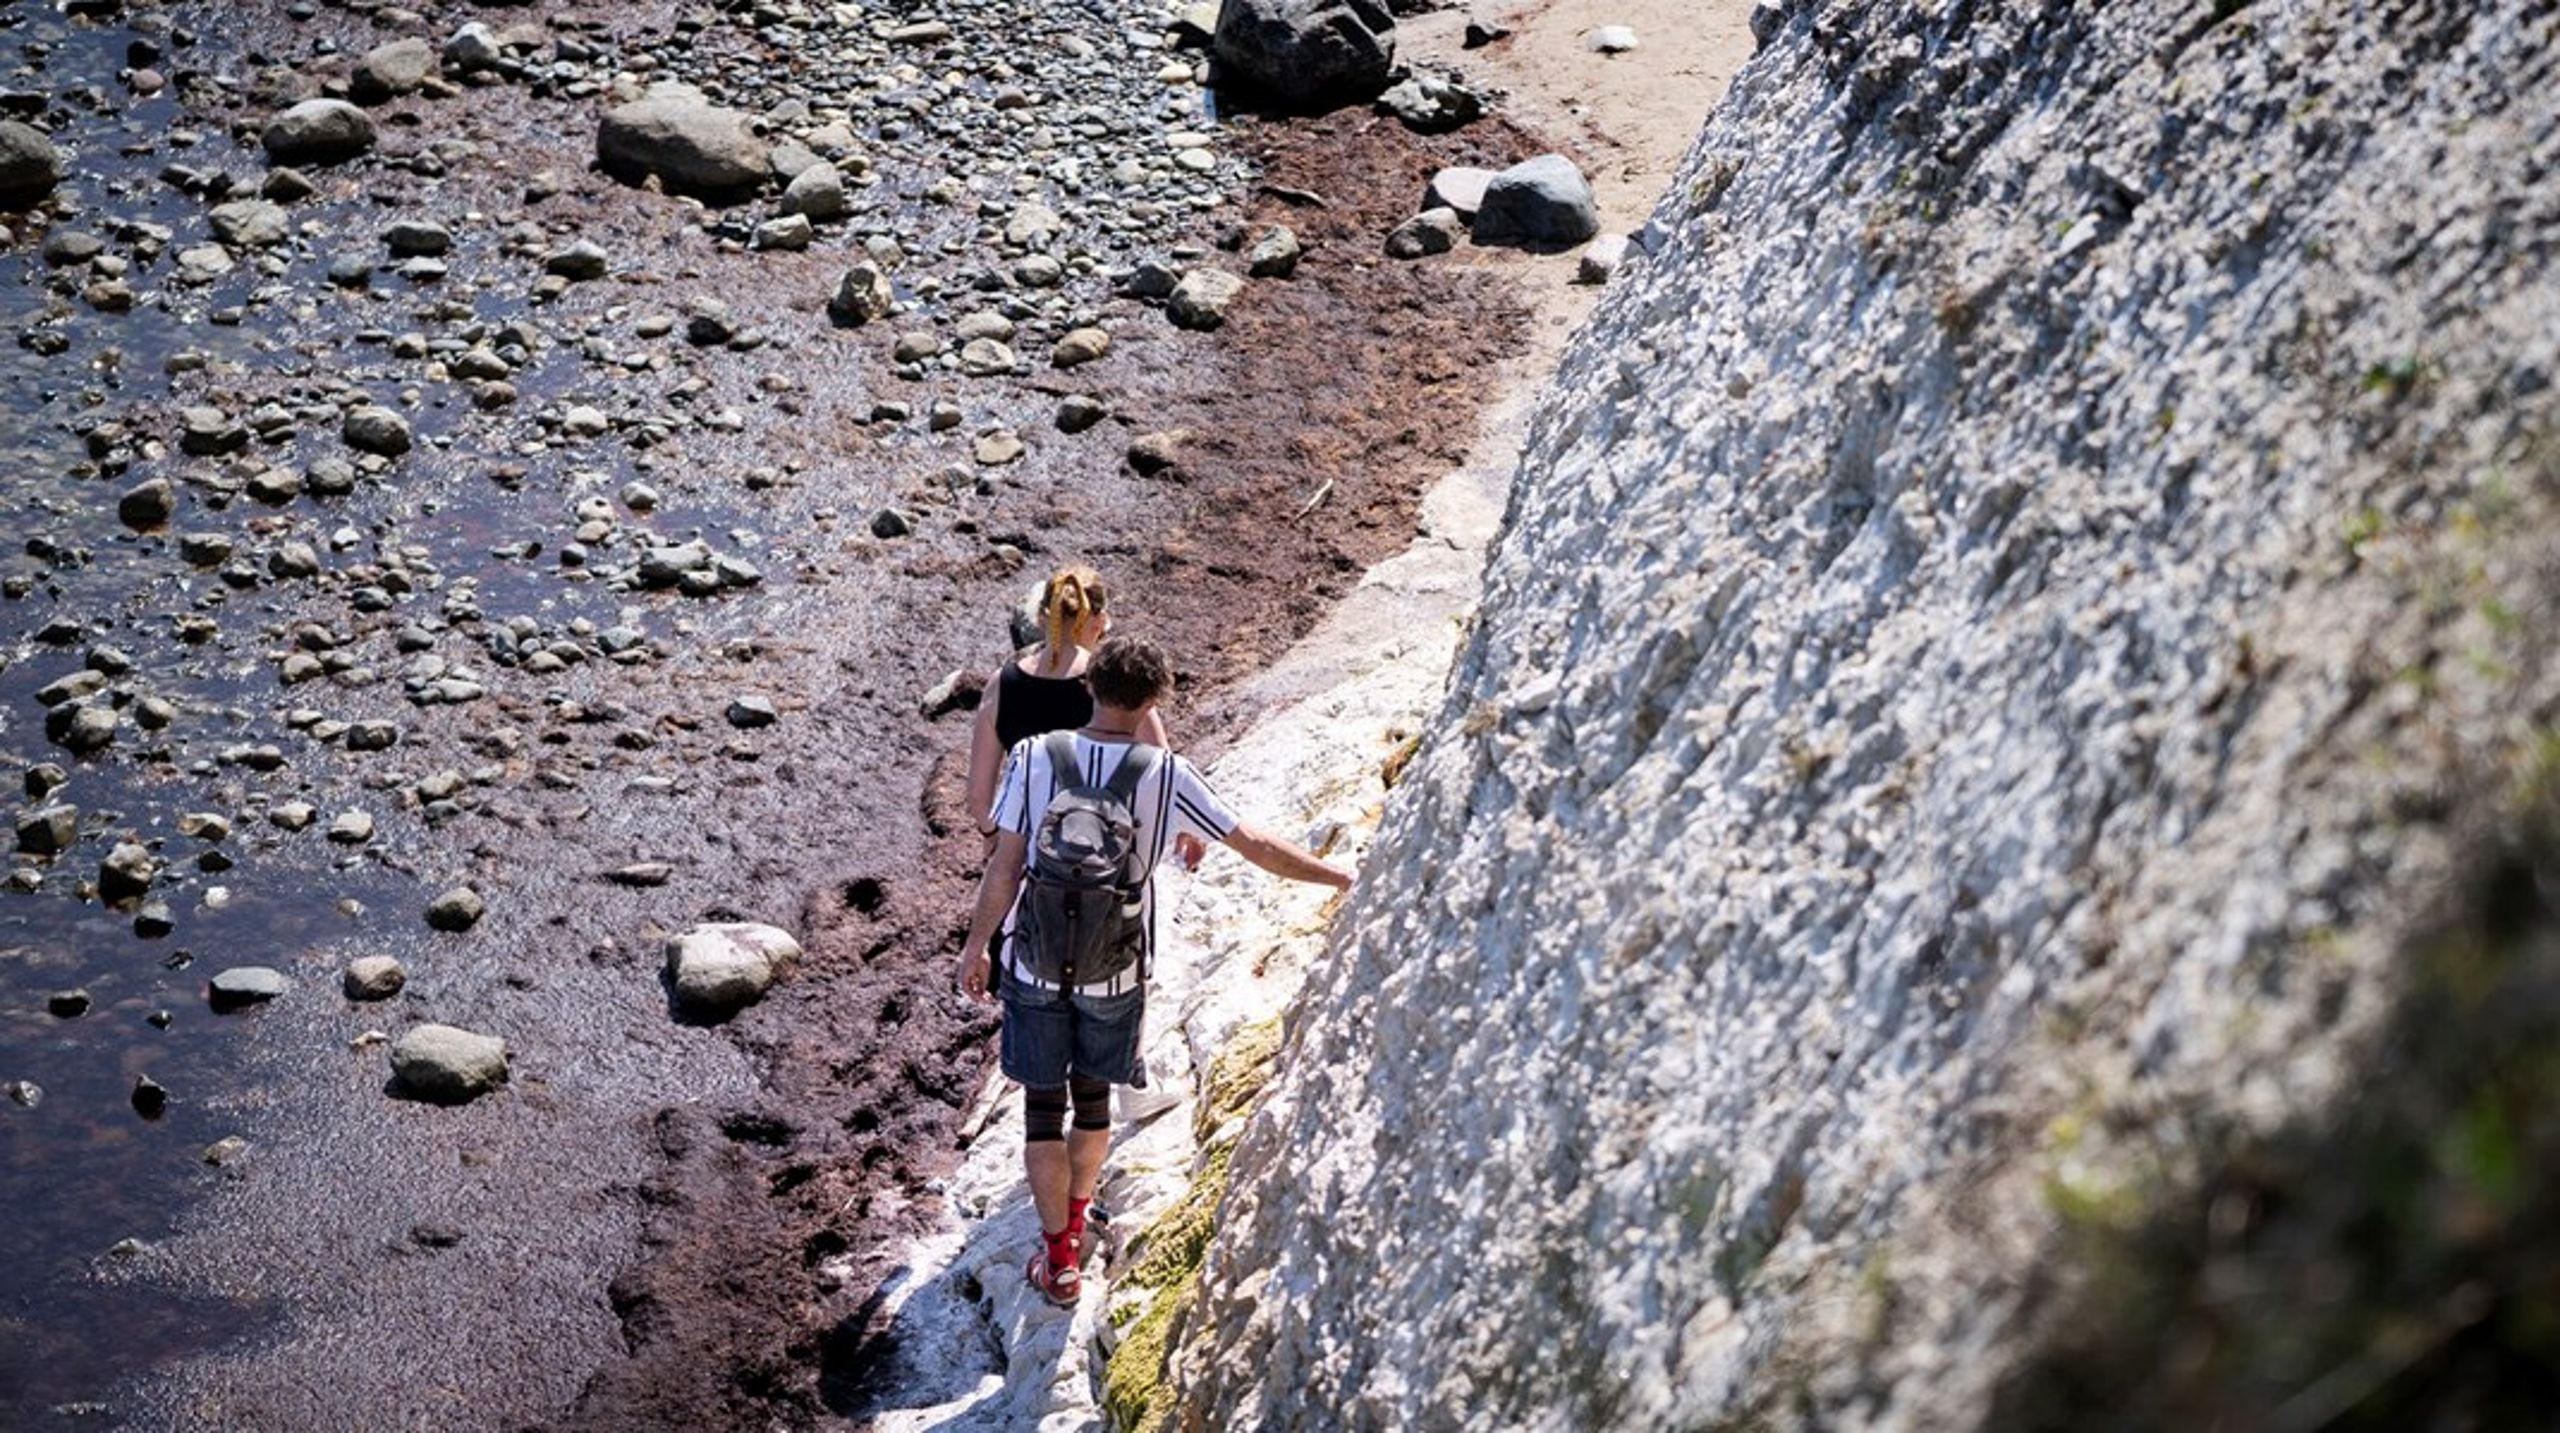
98, 841, 158, 901
425, 886, 484, 932
0, 120, 65, 206
1214, 0, 1398, 110
18, 805, 78, 855
118, 478, 176, 530
1471, 153, 1601, 246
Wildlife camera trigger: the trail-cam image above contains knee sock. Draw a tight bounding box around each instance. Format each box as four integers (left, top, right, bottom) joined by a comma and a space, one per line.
1023, 1084, 1067, 1145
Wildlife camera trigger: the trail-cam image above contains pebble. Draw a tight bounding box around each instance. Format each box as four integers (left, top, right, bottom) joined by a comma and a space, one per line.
343, 956, 407, 1001
976, 431, 1027, 465
343, 405, 415, 458
209, 967, 288, 1010
1053, 327, 1112, 368
1248, 226, 1303, 278
1128, 429, 1190, 475
546, 241, 609, 280
425, 886, 486, 932
726, 696, 781, 729
390, 1024, 509, 1104
1057, 395, 1108, 433
1169, 268, 1245, 330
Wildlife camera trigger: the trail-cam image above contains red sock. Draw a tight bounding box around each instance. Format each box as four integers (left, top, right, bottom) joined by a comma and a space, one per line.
1068, 1196, 1091, 1239
1044, 1224, 1077, 1270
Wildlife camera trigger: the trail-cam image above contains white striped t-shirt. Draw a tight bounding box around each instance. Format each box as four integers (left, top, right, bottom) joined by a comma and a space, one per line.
991, 734, 1239, 995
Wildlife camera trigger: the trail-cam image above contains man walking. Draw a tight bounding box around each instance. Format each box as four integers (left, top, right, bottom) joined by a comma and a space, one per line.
957, 635, 1352, 1306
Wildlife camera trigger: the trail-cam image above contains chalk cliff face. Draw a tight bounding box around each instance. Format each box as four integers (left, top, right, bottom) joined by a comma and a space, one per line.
1174, 0, 2560, 1426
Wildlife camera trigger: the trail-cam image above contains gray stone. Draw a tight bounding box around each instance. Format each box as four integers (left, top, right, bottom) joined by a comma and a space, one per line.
424, 886, 484, 932
830, 263, 895, 325
119, 477, 177, 529
209, 967, 288, 1009
545, 240, 608, 280
1386, 206, 1463, 259
17, 805, 77, 855
751, 213, 813, 251
665, 922, 802, 1016
1128, 429, 1189, 475
445, 23, 503, 75
208, 199, 289, 249
1170, 268, 1246, 330
1057, 394, 1108, 433
352, 37, 437, 104
1214, 0, 1398, 109
959, 337, 1018, 376
1053, 327, 1113, 368
1470, 153, 1601, 246
261, 100, 377, 165
1587, 24, 1640, 53
1423, 166, 1495, 218
781, 162, 848, 220
1376, 72, 1481, 133
1576, 234, 1631, 285
390, 1023, 507, 1103
385, 220, 452, 256
0, 120, 66, 204
327, 810, 375, 844
597, 83, 769, 198
1247, 226, 1304, 278
343, 956, 407, 1000
47, 703, 117, 754
726, 696, 780, 729
98, 841, 157, 901
343, 405, 413, 457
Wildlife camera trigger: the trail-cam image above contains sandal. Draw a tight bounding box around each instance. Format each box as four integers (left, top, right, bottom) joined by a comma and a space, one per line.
1076, 1203, 1112, 1268
1027, 1247, 1082, 1307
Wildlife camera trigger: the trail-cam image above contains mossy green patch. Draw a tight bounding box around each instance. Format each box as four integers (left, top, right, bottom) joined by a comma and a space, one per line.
1194, 1016, 1283, 1145
1992, 791, 2560, 1428
1103, 1018, 1286, 1432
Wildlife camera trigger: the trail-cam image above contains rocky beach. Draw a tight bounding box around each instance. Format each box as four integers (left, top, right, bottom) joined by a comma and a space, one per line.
0, 0, 1686, 1425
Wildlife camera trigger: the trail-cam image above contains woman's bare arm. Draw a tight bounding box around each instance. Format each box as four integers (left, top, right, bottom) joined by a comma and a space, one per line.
963, 666, 1007, 833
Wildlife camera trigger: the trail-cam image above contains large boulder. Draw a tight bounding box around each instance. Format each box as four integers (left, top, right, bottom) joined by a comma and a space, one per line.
351, 37, 437, 104
1213, 0, 1397, 110
666, 922, 801, 1016
390, 1024, 508, 1104
0, 121, 66, 206
1469, 153, 1601, 247
596, 83, 770, 198
261, 100, 378, 165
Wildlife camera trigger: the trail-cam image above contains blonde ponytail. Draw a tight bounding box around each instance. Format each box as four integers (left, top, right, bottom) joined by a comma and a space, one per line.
1040, 565, 1107, 654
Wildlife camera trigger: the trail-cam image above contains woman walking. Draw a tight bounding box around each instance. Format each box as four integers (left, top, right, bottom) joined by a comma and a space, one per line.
962, 566, 1169, 845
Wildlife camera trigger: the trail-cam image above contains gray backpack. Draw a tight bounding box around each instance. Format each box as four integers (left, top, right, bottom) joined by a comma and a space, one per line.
1016, 733, 1161, 988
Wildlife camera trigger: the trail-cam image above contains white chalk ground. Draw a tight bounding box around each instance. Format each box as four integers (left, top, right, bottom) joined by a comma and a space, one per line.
853, 3, 1756, 1424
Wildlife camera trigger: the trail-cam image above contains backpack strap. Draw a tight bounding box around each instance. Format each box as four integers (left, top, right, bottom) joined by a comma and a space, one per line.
1041, 729, 1084, 800
1101, 742, 1161, 805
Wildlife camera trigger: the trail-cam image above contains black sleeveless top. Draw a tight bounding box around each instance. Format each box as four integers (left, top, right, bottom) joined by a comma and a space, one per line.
995, 659, 1093, 752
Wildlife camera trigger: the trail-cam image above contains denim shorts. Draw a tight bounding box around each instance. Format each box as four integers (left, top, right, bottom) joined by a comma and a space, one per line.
999, 964, 1147, 1089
